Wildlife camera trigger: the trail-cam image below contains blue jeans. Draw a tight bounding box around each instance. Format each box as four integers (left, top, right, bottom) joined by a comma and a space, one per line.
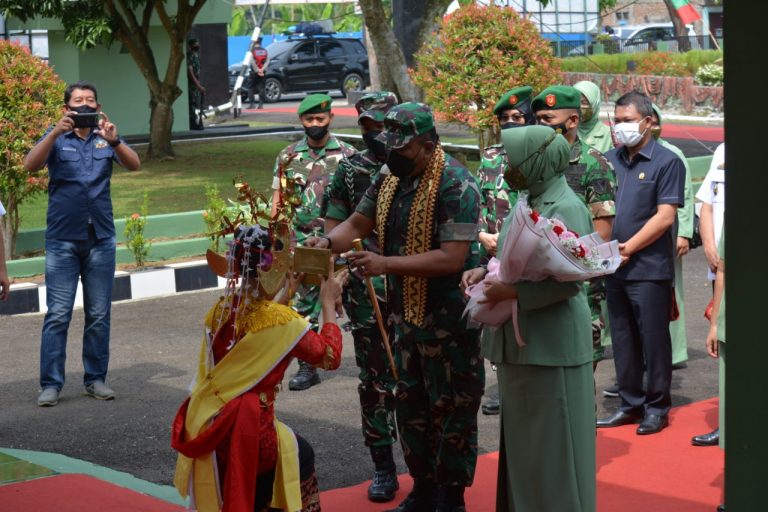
40, 229, 116, 390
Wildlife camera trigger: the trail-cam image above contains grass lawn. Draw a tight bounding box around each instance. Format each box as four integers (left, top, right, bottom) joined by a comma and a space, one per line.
18, 138, 295, 230
18, 134, 482, 231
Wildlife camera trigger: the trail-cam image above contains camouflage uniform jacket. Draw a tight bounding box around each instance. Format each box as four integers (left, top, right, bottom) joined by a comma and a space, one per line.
476, 144, 517, 236
565, 138, 617, 220
322, 148, 385, 330
272, 135, 356, 244
356, 154, 481, 342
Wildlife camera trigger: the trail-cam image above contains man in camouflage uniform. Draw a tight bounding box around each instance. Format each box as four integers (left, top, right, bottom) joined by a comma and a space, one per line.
270, 93, 356, 390
476, 85, 535, 416
322, 91, 400, 503
533, 85, 617, 369
307, 103, 483, 512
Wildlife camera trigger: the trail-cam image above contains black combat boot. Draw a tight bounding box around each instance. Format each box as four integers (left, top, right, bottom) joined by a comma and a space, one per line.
368, 445, 399, 502
384, 479, 437, 512
437, 485, 467, 512
288, 360, 320, 391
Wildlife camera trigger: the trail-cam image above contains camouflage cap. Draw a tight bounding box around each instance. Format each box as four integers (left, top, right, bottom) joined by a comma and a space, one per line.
375, 102, 435, 150
298, 93, 333, 116
493, 86, 534, 115
355, 91, 399, 123
531, 85, 581, 112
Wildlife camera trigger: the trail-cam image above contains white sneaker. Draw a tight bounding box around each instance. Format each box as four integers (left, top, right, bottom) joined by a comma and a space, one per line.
37, 387, 60, 407
84, 380, 115, 400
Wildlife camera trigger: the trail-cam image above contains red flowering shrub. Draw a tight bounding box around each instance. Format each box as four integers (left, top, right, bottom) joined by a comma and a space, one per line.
0, 40, 65, 257
411, 3, 562, 148
635, 52, 687, 77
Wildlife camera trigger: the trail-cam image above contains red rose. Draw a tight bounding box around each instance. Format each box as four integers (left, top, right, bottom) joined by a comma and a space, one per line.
529, 210, 539, 222
553, 225, 564, 235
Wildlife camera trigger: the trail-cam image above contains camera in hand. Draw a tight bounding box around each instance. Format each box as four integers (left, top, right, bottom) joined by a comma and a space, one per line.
70, 112, 100, 129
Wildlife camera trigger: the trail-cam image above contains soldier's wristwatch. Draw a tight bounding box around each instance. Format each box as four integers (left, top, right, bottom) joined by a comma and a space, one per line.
319, 234, 333, 250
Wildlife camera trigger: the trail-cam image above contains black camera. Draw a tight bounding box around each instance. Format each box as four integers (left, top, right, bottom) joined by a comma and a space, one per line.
70, 112, 100, 129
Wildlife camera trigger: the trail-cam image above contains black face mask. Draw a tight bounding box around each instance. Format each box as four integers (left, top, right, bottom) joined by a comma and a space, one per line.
68, 104, 97, 114
305, 124, 329, 141
500, 122, 524, 131
542, 121, 568, 135
363, 130, 387, 159
386, 149, 417, 178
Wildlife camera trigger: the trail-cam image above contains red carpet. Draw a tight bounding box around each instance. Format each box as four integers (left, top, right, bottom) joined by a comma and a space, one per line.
0, 399, 722, 511
0, 473, 184, 512
320, 398, 724, 511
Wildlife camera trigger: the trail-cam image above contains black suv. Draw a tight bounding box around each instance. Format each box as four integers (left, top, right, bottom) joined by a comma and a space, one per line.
231, 35, 369, 103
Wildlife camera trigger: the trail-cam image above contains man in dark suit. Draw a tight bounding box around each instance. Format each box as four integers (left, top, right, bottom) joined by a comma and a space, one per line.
596, 91, 685, 435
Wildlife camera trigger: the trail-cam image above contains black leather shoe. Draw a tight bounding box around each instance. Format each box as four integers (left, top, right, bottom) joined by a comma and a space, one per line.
288, 360, 320, 391
596, 410, 642, 428
692, 427, 720, 446
637, 414, 668, 435
481, 394, 500, 415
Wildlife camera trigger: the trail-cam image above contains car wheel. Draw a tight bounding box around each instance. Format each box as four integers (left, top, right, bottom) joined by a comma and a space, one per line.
341, 72, 364, 97
263, 78, 282, 103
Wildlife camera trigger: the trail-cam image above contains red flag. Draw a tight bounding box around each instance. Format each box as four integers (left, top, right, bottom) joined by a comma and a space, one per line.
670, 0, 702, 25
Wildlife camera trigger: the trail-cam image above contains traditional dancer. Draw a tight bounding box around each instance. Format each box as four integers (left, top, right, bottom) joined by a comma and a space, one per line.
171, 221, 347, 512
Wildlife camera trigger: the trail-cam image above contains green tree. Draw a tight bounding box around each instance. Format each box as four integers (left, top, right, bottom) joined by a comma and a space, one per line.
0, 0, 207, 160
411, 3, 561, 148
359, 0, 453, 101
0, 41, 65, 258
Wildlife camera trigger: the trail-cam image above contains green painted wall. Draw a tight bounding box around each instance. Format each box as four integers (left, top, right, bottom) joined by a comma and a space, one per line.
7, 2, 231, 136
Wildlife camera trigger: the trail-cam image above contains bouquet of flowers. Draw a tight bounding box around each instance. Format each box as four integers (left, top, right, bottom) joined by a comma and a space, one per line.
464, 193, 621, 345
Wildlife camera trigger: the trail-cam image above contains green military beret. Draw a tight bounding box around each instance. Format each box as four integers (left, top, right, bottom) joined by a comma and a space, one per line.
375, 102, 435, 150
297, 93, 333, 116
531, 85, 581, 112
356, 91, 399, 122
493, 86, 534, 115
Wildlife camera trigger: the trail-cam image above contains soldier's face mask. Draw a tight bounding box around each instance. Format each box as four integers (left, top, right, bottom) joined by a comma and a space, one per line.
503, 165, 527, 190
386, 147, 418, 178
503, 132, 557, 190
363, 130, 387, 159
305, 124, 329, 141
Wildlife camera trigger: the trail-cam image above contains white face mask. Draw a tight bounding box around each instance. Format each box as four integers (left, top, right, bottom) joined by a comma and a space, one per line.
613, 121, 646, 147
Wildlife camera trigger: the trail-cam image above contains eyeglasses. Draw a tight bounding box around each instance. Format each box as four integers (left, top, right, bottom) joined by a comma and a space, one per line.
498, 113, 526, 123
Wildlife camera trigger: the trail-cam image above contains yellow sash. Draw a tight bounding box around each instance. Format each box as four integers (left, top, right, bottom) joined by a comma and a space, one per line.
174, 301, 309, 512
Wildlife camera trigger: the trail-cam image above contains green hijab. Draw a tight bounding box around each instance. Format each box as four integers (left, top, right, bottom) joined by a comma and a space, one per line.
501, 125, 570, 197
573, 80, 601, 136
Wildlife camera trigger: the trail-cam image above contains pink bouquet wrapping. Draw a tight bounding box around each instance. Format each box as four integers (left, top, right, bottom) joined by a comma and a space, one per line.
465, 193, 621, 345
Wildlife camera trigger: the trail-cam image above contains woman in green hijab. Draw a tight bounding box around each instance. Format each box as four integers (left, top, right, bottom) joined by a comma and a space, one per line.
574, 80, 614, 153
462, 126, 596, 512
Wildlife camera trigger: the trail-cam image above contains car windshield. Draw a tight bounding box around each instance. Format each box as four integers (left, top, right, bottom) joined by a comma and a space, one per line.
266, 41, 294, 60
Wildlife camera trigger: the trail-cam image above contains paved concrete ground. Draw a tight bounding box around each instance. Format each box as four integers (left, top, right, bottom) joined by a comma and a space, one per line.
0, 248, 717, 491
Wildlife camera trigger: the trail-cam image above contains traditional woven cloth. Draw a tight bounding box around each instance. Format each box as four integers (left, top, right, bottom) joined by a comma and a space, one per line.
376, 144, 445, 326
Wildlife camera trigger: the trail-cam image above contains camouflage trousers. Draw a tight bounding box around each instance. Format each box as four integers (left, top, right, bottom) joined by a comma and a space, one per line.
293, 282, 321, 331
344, 275, 398, 447
587, 278, 606, 363
394, 330, 484, 486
